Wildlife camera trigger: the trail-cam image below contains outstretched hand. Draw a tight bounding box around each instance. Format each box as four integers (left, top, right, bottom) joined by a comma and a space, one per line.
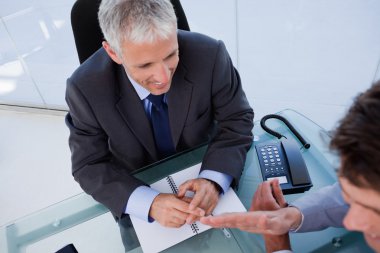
200, 179, 299, 252
200, 179, 302, 234
200, 179, 294, 234
200, 209, 294, 235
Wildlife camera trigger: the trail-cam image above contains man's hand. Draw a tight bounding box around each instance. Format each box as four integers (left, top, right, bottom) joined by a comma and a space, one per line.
200, 179, 301, 252
250, 179, 287, 211
149, 193, 205, 227
200, 180, 302, 234
177, 178, 220, 224
200, 180, 301, 234
200, 208, 299, 235
200, 180, 298, 234
251, 180, 292, 252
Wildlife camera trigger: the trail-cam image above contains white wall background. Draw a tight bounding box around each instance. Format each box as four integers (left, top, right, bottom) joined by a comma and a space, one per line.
0, 0, 380, 251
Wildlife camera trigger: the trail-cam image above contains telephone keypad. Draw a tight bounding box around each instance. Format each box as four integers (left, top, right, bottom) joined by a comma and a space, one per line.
255, 143, 288, 181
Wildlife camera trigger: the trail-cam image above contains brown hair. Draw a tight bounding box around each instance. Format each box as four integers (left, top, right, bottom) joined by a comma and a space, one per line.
330, 80, 380, 192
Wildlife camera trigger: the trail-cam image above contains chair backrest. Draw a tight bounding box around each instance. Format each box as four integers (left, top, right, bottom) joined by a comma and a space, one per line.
55, 244, 78, 253
71, 0, 190, 64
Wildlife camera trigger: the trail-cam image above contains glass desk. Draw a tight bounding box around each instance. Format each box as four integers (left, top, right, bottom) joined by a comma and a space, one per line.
0, 109, 373, 253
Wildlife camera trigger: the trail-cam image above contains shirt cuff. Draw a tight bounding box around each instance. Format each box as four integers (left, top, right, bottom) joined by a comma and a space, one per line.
287, 205, 305, 233
125, 186, 160, 222
198, 170, 232, 194
273, 250, 293, 253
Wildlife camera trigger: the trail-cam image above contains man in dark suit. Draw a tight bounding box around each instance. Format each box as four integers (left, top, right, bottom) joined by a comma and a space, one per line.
65, 0, 253, 245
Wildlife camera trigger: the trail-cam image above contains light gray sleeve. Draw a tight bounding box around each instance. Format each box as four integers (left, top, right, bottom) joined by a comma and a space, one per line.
291, 182, 349, 232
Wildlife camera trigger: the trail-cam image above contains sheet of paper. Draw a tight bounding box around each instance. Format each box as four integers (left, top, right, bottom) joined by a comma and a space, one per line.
130, 163, 246, 253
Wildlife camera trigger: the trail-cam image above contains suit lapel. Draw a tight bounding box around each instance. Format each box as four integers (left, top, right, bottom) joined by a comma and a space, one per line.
115, 66, 158, 159
167, 63, 193, 147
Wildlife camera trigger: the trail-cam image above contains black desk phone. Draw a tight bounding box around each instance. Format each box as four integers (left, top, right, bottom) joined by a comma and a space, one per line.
255, 114, 313, 194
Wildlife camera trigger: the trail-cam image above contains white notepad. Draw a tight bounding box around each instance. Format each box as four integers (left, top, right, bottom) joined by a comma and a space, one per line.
130, 163, 246, 253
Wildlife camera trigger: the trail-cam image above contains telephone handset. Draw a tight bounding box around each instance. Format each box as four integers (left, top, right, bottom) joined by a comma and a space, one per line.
255, 114, 313, 194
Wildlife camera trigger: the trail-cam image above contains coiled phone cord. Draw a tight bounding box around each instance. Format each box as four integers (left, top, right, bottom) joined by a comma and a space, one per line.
260, 114, 311, 149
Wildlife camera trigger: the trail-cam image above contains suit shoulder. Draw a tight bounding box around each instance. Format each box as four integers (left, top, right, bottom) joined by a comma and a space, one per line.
66, 48, 121, 103
177, 30, 229, 68
177, 30, 221, 52
68, 48, 117, 89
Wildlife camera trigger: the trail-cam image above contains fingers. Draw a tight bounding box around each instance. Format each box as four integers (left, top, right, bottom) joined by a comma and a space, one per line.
178, 179, 205, 210
178, 178, 219, 212
200, 210, 290, 235
149, 193, 205, 227
262, 180, 276, 200
200, 212, 265, 233
251, 180, 286, 211
180, 196, 205, 223
269, 179, 287, 208
175, 197, 205, 217
178, 179, 204, 210
250, 182, 262, 211
188, 187, 205, 210
186, 198, 217, 224
169, 208, 190, 226
180, 196, 193, 203
186, 214, 199, 224
251, 181, 276, 211
186, 194, 218, 224
177, 179, 195, 198
200, 212, 245, 228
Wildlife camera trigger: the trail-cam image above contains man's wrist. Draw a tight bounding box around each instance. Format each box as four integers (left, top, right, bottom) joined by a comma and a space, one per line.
205, 179, 223, 194
285, 206, 303, 232
198, 170, 232, 194
264, 234, 291, 252
125, 186, 159, 222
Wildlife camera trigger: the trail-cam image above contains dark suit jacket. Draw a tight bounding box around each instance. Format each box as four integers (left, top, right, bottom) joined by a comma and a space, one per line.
65, 30, 254, 219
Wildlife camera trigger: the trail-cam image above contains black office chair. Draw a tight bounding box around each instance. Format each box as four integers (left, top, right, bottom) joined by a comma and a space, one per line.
55, 244, 78, 253
71, 0, 190, 64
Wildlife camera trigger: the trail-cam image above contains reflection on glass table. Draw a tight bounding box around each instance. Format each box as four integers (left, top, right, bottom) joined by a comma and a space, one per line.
0, 109, 373, 253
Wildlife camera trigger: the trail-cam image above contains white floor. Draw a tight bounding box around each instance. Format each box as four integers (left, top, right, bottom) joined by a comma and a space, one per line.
0, 108, 81, 226
1, 0, 380, 241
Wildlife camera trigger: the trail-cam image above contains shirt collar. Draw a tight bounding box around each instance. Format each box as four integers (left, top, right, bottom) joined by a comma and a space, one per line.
126, 73, 150, 100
